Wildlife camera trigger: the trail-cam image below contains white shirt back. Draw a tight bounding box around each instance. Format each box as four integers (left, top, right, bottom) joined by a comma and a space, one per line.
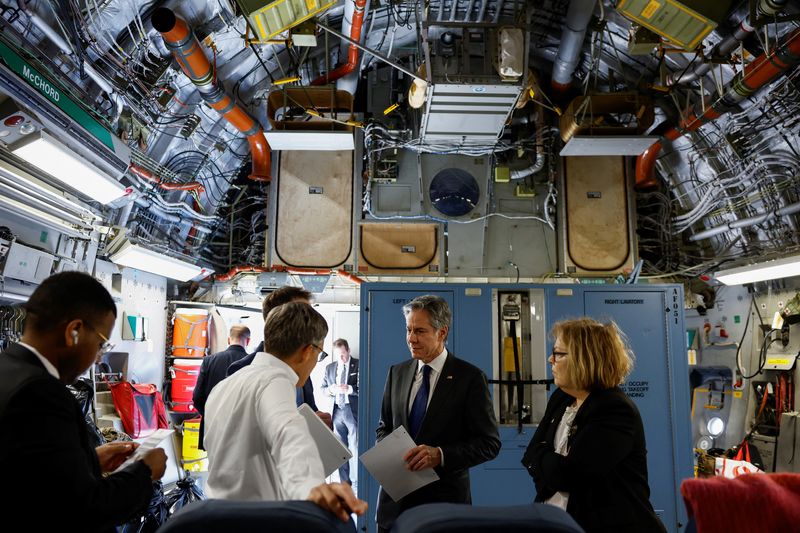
204, 352, 325, 501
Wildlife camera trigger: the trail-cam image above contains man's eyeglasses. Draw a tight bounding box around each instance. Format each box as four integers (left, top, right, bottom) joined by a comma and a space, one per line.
551, 350, 568, 361
85, 322, 115, 354
311, 344, 328, 362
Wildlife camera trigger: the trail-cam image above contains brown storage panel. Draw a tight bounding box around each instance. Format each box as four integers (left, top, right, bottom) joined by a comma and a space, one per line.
358, 222, 442, 275
562, 156, 635, 274
272, 150, 354, 268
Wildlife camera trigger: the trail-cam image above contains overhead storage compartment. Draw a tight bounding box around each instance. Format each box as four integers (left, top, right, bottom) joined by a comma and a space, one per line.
269, 149, 356, 269
357, 222, 442, 275
558, 156, 637, 276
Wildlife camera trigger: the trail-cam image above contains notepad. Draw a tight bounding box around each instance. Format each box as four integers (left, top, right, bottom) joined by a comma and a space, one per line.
359, 426, 439, 501
298, 403, 352, 477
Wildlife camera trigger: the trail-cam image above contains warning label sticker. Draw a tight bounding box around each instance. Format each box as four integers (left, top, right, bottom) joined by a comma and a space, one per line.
620, 380, 650, 399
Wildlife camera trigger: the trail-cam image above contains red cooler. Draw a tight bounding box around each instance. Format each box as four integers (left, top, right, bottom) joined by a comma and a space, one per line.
169, 359, 202, 412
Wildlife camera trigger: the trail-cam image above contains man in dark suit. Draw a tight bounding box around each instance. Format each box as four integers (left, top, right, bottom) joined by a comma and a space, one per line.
321, 338, 358, 484
375, 295, 501, 532
192, 324, 251, 448
227, 285, 331, 427
0, 272, 167, 532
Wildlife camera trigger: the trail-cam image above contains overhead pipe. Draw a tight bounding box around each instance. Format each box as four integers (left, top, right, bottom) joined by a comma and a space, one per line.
688, 200, 800, 241
129, 164, 205, 193
511, 111, 546, 180
551, 0, 596, 94
214, 265, 363, 284
311, 0, 368, 88
214, 265, 270, 282
636, 27, 800, 189
337, 269, 363, 284
152, 8, 270, 182
667, 0, 788, 86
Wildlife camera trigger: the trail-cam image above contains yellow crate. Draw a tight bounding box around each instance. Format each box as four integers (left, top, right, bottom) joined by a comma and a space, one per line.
181, 417, 207, 472
617, 0, 729, 50
243, 0, 337, 41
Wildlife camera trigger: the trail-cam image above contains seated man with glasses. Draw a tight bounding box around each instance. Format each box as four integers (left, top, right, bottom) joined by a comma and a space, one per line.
204, 302, 367, 522
0, 272, 167, 532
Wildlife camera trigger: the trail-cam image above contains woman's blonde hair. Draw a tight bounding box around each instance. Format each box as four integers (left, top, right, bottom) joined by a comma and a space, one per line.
552, 318, 634, 391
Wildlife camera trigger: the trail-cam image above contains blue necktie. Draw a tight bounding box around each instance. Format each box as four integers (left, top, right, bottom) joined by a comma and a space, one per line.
409, 365, 431, 438
295, 386, 303, 406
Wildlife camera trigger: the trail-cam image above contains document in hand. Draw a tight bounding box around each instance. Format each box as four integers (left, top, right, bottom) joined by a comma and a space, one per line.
298, 403, 352, 477
359, 426, 439, 501
113, 428, 174, 473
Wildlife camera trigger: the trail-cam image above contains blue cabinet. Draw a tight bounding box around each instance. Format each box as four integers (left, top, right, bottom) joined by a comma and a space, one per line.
359, 283, 692, 532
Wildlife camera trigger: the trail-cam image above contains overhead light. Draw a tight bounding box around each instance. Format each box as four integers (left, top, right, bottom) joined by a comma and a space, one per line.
0, 193, 85, 238
109, 239, 211, 282
715, 254, 800, 285
11, 130, 127, 204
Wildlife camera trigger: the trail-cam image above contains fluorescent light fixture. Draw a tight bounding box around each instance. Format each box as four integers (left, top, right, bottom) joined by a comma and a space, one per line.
11, 131, 127, 204
0, 193, 85, 238
559, 136, 660, 156
109, 240, 210, 282
715, 254, 800, 285
263, 131, 355, 150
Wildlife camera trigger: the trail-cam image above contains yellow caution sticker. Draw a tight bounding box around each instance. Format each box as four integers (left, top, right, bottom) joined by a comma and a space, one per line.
767, 358, 790, 366
642, 0, 662, 19
733, 391, 743, 398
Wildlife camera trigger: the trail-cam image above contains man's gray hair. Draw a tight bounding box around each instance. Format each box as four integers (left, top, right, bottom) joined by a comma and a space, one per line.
263, 302, 328, 359
402, 295, 451, 332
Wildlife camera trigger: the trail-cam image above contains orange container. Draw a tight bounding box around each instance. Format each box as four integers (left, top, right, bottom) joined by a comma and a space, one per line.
172, 308, 209, 357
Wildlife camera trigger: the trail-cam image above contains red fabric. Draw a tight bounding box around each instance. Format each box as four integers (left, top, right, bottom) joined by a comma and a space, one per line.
110, 382, 169, 438
681, 474, 800, 532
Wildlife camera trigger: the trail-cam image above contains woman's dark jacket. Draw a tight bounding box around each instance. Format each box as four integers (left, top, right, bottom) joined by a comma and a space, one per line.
522, 387, 666, 533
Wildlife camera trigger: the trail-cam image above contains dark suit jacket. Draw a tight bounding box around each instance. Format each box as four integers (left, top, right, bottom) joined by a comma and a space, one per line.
193, 344, 248, 448
0, 343, 153, 532
522, 387, 666, 533
227, 341, 318, 411
321, 358, 359, 418
375, 351, 501, 529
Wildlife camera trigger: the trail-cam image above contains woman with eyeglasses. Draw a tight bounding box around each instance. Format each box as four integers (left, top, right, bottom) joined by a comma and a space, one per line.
522, 318, 665, 533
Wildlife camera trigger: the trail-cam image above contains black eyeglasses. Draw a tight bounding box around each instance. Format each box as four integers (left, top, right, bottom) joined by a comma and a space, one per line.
551, 350, 568, 361
311, 344, 328, 362
85, 322, 115, 354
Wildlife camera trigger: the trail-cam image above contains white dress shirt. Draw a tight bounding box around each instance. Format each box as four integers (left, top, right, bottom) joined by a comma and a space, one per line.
204, 352, 324, 501
406, 347, 447, 464
407, 347, 447, 412
18, 342, 59, 379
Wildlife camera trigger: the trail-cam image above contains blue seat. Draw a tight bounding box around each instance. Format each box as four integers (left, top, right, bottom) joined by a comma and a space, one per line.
390, 502, 584, 533
156, 500, 357, 533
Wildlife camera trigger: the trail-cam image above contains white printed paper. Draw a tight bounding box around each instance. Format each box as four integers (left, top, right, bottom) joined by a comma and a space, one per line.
298, 403, 352, 477
113, 428, 174, 473
359, 426, 439, 501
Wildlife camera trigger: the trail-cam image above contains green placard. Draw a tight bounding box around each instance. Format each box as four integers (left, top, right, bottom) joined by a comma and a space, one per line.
0, 39, 115, 150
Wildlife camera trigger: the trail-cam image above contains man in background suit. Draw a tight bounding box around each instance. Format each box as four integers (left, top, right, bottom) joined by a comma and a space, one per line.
227, 285, 331, 427
321, 338, 358, 484
192, 325, 250, 449
0, 272, 167, 531
375, 295, 501, 531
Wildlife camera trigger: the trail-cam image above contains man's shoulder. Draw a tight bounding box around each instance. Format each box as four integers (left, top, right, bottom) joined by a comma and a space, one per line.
0, 347, 65, 406
445, 352, 485, 376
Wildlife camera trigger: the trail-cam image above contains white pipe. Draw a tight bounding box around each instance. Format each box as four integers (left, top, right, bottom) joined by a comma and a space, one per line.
668, 0, 788, 86
464, 0, 475, 21
689, 201, 800, 241
28, 11, 114, 95
27, 10, 124, 121
551, 0, 596, 88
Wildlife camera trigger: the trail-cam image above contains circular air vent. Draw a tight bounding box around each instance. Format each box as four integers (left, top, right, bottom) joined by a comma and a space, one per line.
429, 168, 480, 217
